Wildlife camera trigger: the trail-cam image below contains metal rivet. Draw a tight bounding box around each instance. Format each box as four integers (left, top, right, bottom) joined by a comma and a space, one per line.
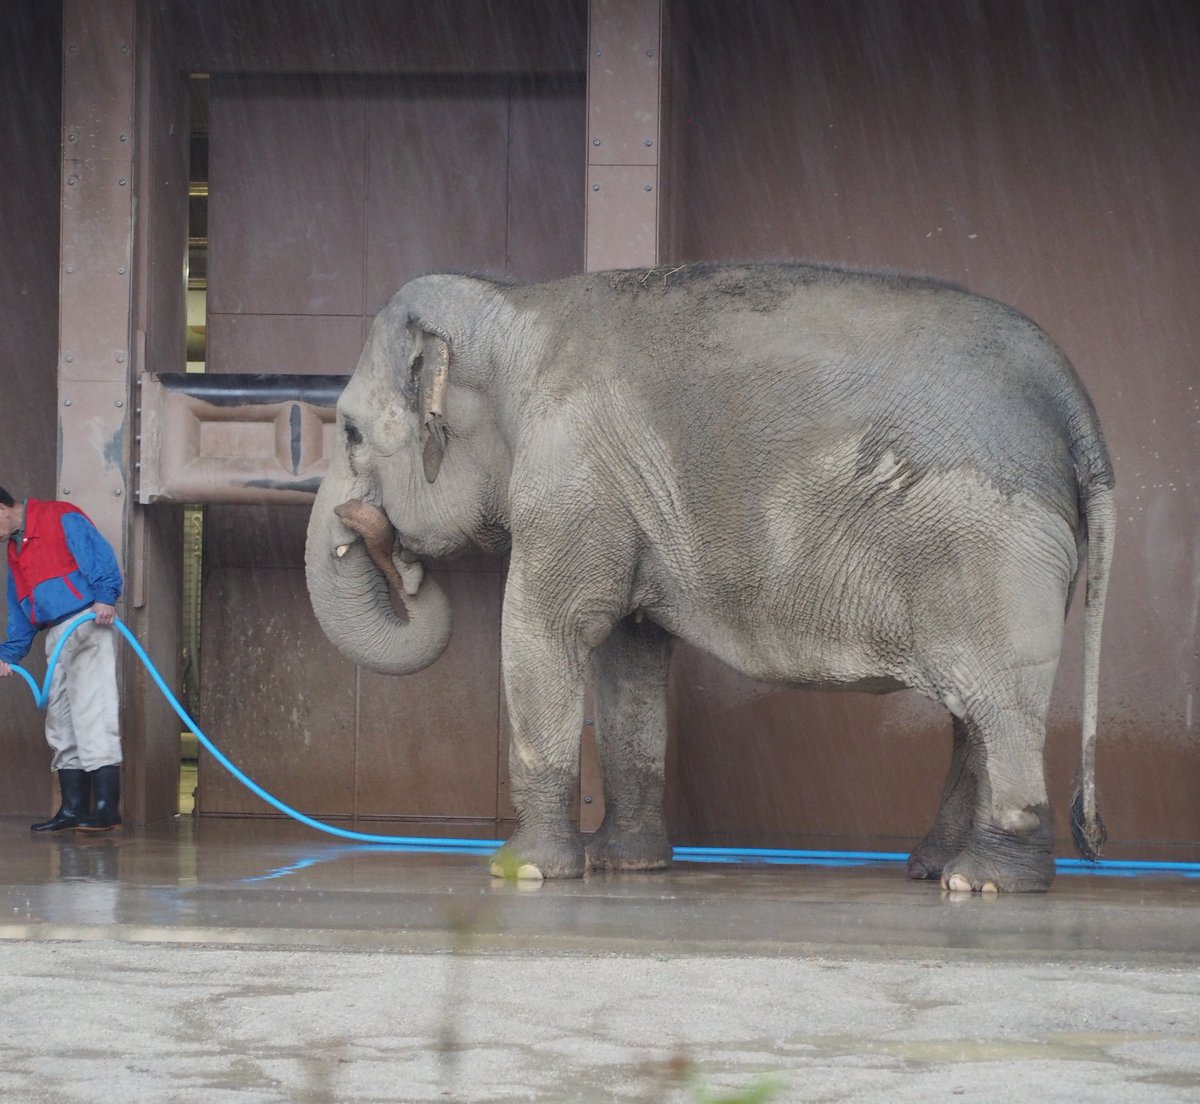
115, 400, 124, 408
68, 133, 77, 142
62, 487, 71, 495
592, 183, 600, 192
644, 139, 654, 147
68, 45, 77, 54
583, 795, 593, 804
118, 178, 127, 187
119, 134, 127, 142
116, 354, 125, 364
120, 45, 128, 53
594, 49, 602, 57
64, 355, 73, 363
644, 184, 653, 192
63, 399, 72, 406
592, 138, 601, 147
113, 488, 123, 496
118, 267, 126, 275
67, 176, 77, 186
647, 49, 655, 58
66, 266, 74, 274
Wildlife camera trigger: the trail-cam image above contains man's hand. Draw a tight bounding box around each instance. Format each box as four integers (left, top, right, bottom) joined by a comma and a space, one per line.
0, 662, 12, 678
93, 602, 116, 627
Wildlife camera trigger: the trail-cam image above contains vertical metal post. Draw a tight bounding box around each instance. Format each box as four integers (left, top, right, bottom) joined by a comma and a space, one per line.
580, 0, 666, 829
585, 0, 664, 272
58, 0, 136, 558
58, 0, 137, 816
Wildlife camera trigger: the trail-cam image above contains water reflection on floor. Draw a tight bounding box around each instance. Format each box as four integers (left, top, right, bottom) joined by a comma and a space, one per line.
1, 817, 1197, 962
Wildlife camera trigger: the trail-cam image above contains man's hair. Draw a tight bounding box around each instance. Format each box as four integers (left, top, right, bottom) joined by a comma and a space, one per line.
0, 486, 14, 508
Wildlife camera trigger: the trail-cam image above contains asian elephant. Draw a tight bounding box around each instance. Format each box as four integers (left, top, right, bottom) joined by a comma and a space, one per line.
304, 262, 1114, 894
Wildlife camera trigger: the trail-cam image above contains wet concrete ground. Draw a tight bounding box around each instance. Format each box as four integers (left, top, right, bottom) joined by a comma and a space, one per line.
1, 817, 1198, 1102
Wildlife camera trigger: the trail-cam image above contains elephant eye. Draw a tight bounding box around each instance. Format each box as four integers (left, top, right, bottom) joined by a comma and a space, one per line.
344, 421, 363, 447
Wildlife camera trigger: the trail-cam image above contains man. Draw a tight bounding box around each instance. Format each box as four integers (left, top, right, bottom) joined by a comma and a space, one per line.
0, 485, 123, 831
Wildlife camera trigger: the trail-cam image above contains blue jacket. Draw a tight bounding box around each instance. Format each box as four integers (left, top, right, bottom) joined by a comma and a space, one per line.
1, 499, 123, 663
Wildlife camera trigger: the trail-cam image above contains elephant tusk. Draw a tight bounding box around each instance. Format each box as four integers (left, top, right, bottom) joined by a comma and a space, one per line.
335, 544, 351, 559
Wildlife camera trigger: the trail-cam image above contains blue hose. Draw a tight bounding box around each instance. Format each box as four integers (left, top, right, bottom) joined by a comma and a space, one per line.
9, 611, 1200, 877
13, 611, 501, 850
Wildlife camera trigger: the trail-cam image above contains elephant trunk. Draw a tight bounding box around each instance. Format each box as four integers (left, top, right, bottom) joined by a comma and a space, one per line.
305, 490, 452, 676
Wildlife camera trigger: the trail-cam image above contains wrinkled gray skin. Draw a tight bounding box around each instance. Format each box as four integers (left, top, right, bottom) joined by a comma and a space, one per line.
305, 263, 1115, 893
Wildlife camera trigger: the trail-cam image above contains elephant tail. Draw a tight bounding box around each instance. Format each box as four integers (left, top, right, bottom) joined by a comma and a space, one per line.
1070, 478, 1115, 861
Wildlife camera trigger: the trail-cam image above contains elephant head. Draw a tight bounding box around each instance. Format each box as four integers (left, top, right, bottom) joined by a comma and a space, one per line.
305, 275, 513, 675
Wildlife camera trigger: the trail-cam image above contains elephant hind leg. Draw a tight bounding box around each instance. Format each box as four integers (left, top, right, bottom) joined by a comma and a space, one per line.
937, 661, 1059, 893
907, 716, 977, 881
584, 617, 674, 873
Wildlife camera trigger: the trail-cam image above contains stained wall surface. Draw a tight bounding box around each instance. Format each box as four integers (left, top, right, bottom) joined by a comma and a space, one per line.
661, 0, 1200, 856
0, 0, 63, 815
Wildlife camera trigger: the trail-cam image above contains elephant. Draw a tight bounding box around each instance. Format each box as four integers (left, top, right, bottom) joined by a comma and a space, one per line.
305, 262, 1115, 894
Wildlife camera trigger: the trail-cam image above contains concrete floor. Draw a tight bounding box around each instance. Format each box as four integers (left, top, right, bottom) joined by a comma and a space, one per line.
1, 817, 1198, 1103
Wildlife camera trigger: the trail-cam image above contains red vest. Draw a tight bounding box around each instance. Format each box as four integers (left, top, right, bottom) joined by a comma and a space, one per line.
7, 500, 87, 621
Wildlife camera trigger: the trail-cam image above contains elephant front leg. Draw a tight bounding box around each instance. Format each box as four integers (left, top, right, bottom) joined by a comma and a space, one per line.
490, 609, 591, 882
585, 617, 674, 873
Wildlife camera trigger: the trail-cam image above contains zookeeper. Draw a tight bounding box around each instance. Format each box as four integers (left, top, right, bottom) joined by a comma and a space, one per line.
0, 484, 124, 831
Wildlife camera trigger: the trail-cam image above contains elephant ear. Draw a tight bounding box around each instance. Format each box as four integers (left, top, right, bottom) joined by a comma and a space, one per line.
406, 318, 452, 483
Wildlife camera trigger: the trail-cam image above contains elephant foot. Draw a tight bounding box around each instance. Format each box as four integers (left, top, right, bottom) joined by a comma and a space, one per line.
585, 822, 672, 873
939, 810, 1055, 894
489, 827, 585, 882
905, 836, 965, 881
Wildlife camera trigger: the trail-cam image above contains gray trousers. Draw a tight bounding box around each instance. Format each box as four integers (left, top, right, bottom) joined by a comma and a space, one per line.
43, 616, 122, 772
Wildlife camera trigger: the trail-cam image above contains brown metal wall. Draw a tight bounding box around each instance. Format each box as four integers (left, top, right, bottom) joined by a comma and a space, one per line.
198, 71, 584, 827
0, 0, 62, 815
661, 0, 1200, 857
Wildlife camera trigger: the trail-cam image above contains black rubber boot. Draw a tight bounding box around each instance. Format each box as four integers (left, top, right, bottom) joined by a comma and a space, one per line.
31, 768, 91, 832
74, 765, 122, 832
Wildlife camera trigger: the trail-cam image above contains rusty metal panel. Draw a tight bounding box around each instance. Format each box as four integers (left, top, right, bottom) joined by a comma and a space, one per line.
587, 0, 661, 167
206, 314, 365, 377
201, 504, 311, 570
663, 0, 1200, 853
208, 77, 367, 317
169, 0, 587, 77
0, 0, 62, 817
198, 565, 357, 817
356, 568, 505, 823
364, 83, 510, 313
507, 82, 587, 281
665, 646, 946, 849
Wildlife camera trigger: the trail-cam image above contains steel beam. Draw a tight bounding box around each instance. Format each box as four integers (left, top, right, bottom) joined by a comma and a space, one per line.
59, 0, 137, 557
585, 0, 664, 271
